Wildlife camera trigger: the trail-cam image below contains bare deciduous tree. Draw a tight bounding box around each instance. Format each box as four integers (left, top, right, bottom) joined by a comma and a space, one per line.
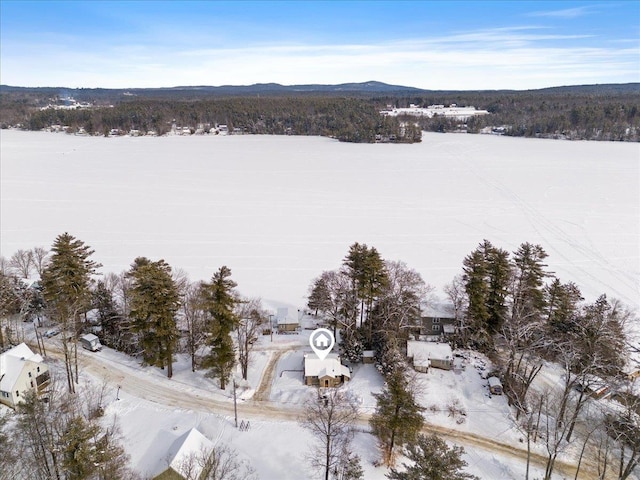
31, 246, 50, 277
300, 389, 359, 480
235, 297, 267, 381
181, 281, 210, 372
8, 249, 33, 279
444, 274, 468, 341
172, 443, 257, 480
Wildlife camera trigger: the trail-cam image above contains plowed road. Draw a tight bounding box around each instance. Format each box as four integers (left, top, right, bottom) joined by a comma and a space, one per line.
43, 344, 607, 479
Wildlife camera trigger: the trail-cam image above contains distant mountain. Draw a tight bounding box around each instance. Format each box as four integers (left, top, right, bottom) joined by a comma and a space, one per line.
1, 81, 638, 99
0, 81, 425, 98
168, 81, 426, 95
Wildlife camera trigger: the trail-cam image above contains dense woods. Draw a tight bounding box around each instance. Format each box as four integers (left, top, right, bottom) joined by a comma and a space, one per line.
402, 88, 640, 141
1, 94, 422, 143
1, 82, 638, 142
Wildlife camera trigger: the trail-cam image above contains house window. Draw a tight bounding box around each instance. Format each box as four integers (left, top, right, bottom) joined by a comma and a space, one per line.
37, 366, 40, 373
15, 391, 19, 397
1, 391, 9, 398
28, 372, 32, 378
432, 325, 440, 331
433, 318, 440, 323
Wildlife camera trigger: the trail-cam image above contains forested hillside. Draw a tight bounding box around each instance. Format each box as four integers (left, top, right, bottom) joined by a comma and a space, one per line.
1, 82, 638, 142
392, 86, 640, 141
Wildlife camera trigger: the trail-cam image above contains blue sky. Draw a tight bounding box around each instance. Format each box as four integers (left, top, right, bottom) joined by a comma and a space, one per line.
1, 1, 639, 90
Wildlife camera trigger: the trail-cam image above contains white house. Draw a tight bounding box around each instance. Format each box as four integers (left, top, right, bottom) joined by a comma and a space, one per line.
406, 340, 453, 372
0, 343, 50, 409
276, 307, 300, 333
304, 353, 351, 388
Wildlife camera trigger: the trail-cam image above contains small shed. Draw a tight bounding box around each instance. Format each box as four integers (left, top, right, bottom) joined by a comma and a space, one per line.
488, 376, 503, 395
362, 350, 375, 364
406, 340, 453, 371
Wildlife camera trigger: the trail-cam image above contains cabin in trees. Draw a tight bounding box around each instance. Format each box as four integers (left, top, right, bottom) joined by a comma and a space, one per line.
406, 340, 453, 372
304, 353, 351, 388
0, 343, 50, 409
412, 303, 458, 341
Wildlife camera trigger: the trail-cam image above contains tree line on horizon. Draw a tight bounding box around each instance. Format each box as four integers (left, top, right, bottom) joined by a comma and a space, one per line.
1, 96, 422, 143
387, 89, 640, 141
1, 85, 638, 142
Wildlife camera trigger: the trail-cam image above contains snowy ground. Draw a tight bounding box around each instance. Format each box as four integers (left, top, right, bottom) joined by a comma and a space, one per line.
29, 320, 561, 479
3, 311, 612, 479
1, 130, 638, 312
2, 130, 638, 479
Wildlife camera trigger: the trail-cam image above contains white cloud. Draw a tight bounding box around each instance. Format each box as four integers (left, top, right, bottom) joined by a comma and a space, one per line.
2, 26, 638, 89
527, 6, 596, 18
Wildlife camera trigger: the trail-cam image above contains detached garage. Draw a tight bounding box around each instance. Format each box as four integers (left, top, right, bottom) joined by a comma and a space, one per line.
406, 341, 453, 372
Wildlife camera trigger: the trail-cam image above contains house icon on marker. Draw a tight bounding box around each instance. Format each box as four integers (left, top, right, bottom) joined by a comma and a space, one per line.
314, 333, 330, 348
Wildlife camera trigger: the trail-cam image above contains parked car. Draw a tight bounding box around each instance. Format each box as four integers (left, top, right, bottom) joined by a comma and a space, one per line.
44, 328, 60, 338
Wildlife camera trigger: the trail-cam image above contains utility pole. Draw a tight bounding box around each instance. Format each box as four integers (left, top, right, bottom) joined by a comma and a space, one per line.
269, 314, 274, 342
233, 378, 238, 428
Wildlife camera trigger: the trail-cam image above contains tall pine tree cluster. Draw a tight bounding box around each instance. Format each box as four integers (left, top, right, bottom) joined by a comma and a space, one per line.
127, 257, 180, 378
201, 266, 240, 390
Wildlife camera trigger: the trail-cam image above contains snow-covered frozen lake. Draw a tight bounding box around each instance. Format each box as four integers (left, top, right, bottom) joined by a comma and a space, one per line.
1, 130, 638, 311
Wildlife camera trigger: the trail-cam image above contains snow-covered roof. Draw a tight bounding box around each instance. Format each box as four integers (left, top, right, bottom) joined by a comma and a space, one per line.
406, 341, 453, 362
165, 428, 214, 479
488, 377, 502, 387
80, 333, 99, 342
0, 343, 45, 393
304, 353, 350, 379
276, 307, 299, 325
422, 302, 455, 319
362, 350, 375, 358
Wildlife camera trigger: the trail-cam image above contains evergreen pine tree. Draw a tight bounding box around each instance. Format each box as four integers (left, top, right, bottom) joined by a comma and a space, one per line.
544, 279, 583, 336
308, 274, 332, 316
386, 434, 479, 480
41, 233, 101, 392
510, 242, 549, 323
127, 257, 180, 378
370, 370, 424, 466
93, 280, 121, 348
484, 242, 510, 334
201, 266, 240, 390
342, 243, 387, 345
41, 232, 101, 332
462, 240, 510, 341
62, 416, 101, 480
462, 249, 489, 335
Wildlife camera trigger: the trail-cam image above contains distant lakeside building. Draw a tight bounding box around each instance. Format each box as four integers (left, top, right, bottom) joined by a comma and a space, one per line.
380, 104, 489, 120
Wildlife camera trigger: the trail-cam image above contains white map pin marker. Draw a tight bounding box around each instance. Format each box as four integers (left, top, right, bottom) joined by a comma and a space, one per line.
309, 328, 335, 361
